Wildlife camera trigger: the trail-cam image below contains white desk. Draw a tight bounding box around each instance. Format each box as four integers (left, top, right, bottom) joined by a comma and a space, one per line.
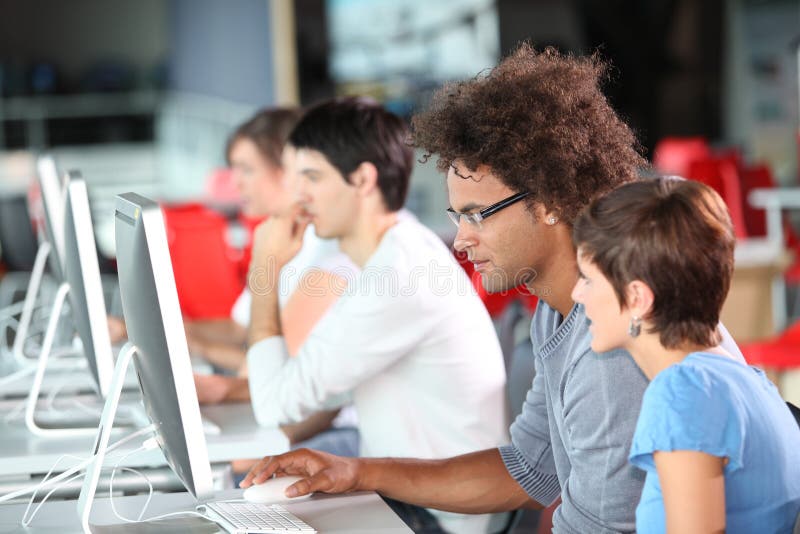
0, 401, 288, 478
0, 489, 413, 533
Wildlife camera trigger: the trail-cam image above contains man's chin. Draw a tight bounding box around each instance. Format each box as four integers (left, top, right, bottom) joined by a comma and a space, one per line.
479, 271, 515, 294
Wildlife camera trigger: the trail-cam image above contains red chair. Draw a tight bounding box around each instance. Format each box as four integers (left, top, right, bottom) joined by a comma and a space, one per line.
742, 319, 800, 372
686, 156, 748, 239
162, 203, 244, 319
204, 167, 240, 204
653, 137, 711, 178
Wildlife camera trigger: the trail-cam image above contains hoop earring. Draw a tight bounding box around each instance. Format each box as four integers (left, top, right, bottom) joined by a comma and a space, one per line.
628, 316, 642, 338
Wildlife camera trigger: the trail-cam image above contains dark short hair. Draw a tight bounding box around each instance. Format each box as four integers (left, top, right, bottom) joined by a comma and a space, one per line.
288, 97, 413, 212
572, 177, 735, 349
411, 43, 646, 224
226, 107, 303, 167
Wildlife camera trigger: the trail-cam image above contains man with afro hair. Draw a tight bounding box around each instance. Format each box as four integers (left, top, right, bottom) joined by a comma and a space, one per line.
241, 44, 743, 534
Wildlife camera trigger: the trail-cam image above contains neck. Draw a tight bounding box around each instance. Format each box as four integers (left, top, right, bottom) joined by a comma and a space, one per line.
626, 334, 713, 380
526, 229, 579, 317
339, 209, 398, 267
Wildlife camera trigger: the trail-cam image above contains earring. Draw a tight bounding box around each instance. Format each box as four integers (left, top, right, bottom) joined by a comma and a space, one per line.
628, 316, 642, 338
547, 216, 557, 225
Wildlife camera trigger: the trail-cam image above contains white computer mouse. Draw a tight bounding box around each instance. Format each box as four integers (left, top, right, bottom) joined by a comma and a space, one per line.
243, 476, 312, 504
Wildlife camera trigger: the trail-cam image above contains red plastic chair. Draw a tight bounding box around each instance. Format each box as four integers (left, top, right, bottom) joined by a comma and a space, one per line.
742, 319, 800, 371
204, 167, 240, 204
162, 203, 244, 319
686, 157, 748, 239
652, 137, 711, 178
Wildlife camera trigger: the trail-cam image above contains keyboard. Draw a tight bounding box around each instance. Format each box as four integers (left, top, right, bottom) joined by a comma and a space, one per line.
202, 501, 317, 533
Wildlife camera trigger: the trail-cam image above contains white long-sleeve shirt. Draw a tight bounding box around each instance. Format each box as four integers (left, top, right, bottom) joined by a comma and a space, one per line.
248, 216, 509, 533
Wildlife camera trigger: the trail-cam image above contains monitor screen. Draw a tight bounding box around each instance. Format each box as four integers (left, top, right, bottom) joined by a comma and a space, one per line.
63, 174, 114, 398
113, 192, 213, 499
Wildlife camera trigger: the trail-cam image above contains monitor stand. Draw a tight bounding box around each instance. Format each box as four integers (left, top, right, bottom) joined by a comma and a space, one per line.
78, 341, 143, 533
24, 282, 98, 438
10, 241, 80, 368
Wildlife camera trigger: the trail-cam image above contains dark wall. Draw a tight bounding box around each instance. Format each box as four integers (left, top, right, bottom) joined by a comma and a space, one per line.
167, 0, 275, 106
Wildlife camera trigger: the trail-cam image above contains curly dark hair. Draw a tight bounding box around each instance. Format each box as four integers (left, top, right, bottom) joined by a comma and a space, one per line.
411, 43, 647, 224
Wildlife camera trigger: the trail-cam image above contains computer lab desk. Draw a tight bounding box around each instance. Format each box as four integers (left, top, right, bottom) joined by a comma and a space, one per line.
0, 488, 413, 533
0, 400, 289, 480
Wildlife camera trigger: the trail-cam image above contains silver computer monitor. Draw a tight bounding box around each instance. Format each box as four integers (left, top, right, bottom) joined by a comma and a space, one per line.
36, 155, 66, 282
63, 174, 114, 398
113, 192, 213, 499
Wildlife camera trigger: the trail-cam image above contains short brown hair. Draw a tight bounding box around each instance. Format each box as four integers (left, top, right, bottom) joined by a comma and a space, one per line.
572, 177, 735, 349
288, 97, 413, 212
411, 43, 646, 224
226, 107, 303, 167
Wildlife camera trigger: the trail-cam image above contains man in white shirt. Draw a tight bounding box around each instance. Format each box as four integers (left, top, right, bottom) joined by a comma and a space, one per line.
246, 97, 509, 533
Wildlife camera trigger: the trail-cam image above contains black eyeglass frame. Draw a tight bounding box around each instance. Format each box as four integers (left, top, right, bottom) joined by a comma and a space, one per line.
446, 191, 530, 229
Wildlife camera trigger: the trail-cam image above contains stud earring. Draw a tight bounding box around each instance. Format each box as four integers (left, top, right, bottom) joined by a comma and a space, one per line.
628, 316, 642, 338
547, 216, 557, 225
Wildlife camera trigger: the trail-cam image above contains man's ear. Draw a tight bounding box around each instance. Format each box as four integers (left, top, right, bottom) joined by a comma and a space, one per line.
351, 162, 379, 196
626, 280, 655, 318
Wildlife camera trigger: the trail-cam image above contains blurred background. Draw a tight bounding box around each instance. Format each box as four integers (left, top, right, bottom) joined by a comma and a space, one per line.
0, 0, 796, 220
0, 0, 799, 348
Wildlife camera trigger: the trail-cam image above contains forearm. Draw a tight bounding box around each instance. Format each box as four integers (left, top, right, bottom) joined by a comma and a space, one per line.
186, 319, 247, 346
280, 409, 340, 445
222, 376, 251, 402
248, 260, 282, 346
358, 449, 541, 514
198, 342, 246, 372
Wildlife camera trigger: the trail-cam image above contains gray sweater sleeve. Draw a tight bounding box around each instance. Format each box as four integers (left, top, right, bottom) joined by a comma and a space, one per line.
553, 348, 646, 533
499, 353, 561, 506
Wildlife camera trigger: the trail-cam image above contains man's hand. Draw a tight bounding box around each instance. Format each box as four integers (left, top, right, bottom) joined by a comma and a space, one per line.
107, 316, 127, 344
193, 373, 233, 405
250, 204, 311, 272
240, 449, 363, 498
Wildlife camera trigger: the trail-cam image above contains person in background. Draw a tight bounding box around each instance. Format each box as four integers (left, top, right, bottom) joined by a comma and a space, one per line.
110, 108, 361, 451
571, 177, 800, 534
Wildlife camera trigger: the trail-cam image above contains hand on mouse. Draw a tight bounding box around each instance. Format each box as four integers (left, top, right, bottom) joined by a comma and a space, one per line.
240, 448, 363, 498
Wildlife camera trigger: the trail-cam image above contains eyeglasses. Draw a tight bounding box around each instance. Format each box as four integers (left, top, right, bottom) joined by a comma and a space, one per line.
446, 192, 530, 230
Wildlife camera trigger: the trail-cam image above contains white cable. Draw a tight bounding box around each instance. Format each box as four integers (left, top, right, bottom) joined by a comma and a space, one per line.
3, 399, 27, 422
109, 445, 154, 522
0, 365, 35, 387
21, 441, 147, 527
0, 424, 156, 505
140, 510, 211, 523
22, 453, 86, 522
110, 467, 154, 522
44, 375, 72, 412
22, 472, 85, 526
0, 300, 27, 319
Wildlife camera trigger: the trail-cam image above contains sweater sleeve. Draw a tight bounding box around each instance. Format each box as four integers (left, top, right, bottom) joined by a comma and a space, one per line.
499, 350, 561, 507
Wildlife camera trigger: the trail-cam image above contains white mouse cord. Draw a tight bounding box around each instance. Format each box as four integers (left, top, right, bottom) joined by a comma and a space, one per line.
22, 445, 137, 526
140, 510, 211, 523
109, 445, 155, 522
0, 424, 156, 506
21, 453, 86, 524
22, 472, 85, 526
3, 398, 27, 422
